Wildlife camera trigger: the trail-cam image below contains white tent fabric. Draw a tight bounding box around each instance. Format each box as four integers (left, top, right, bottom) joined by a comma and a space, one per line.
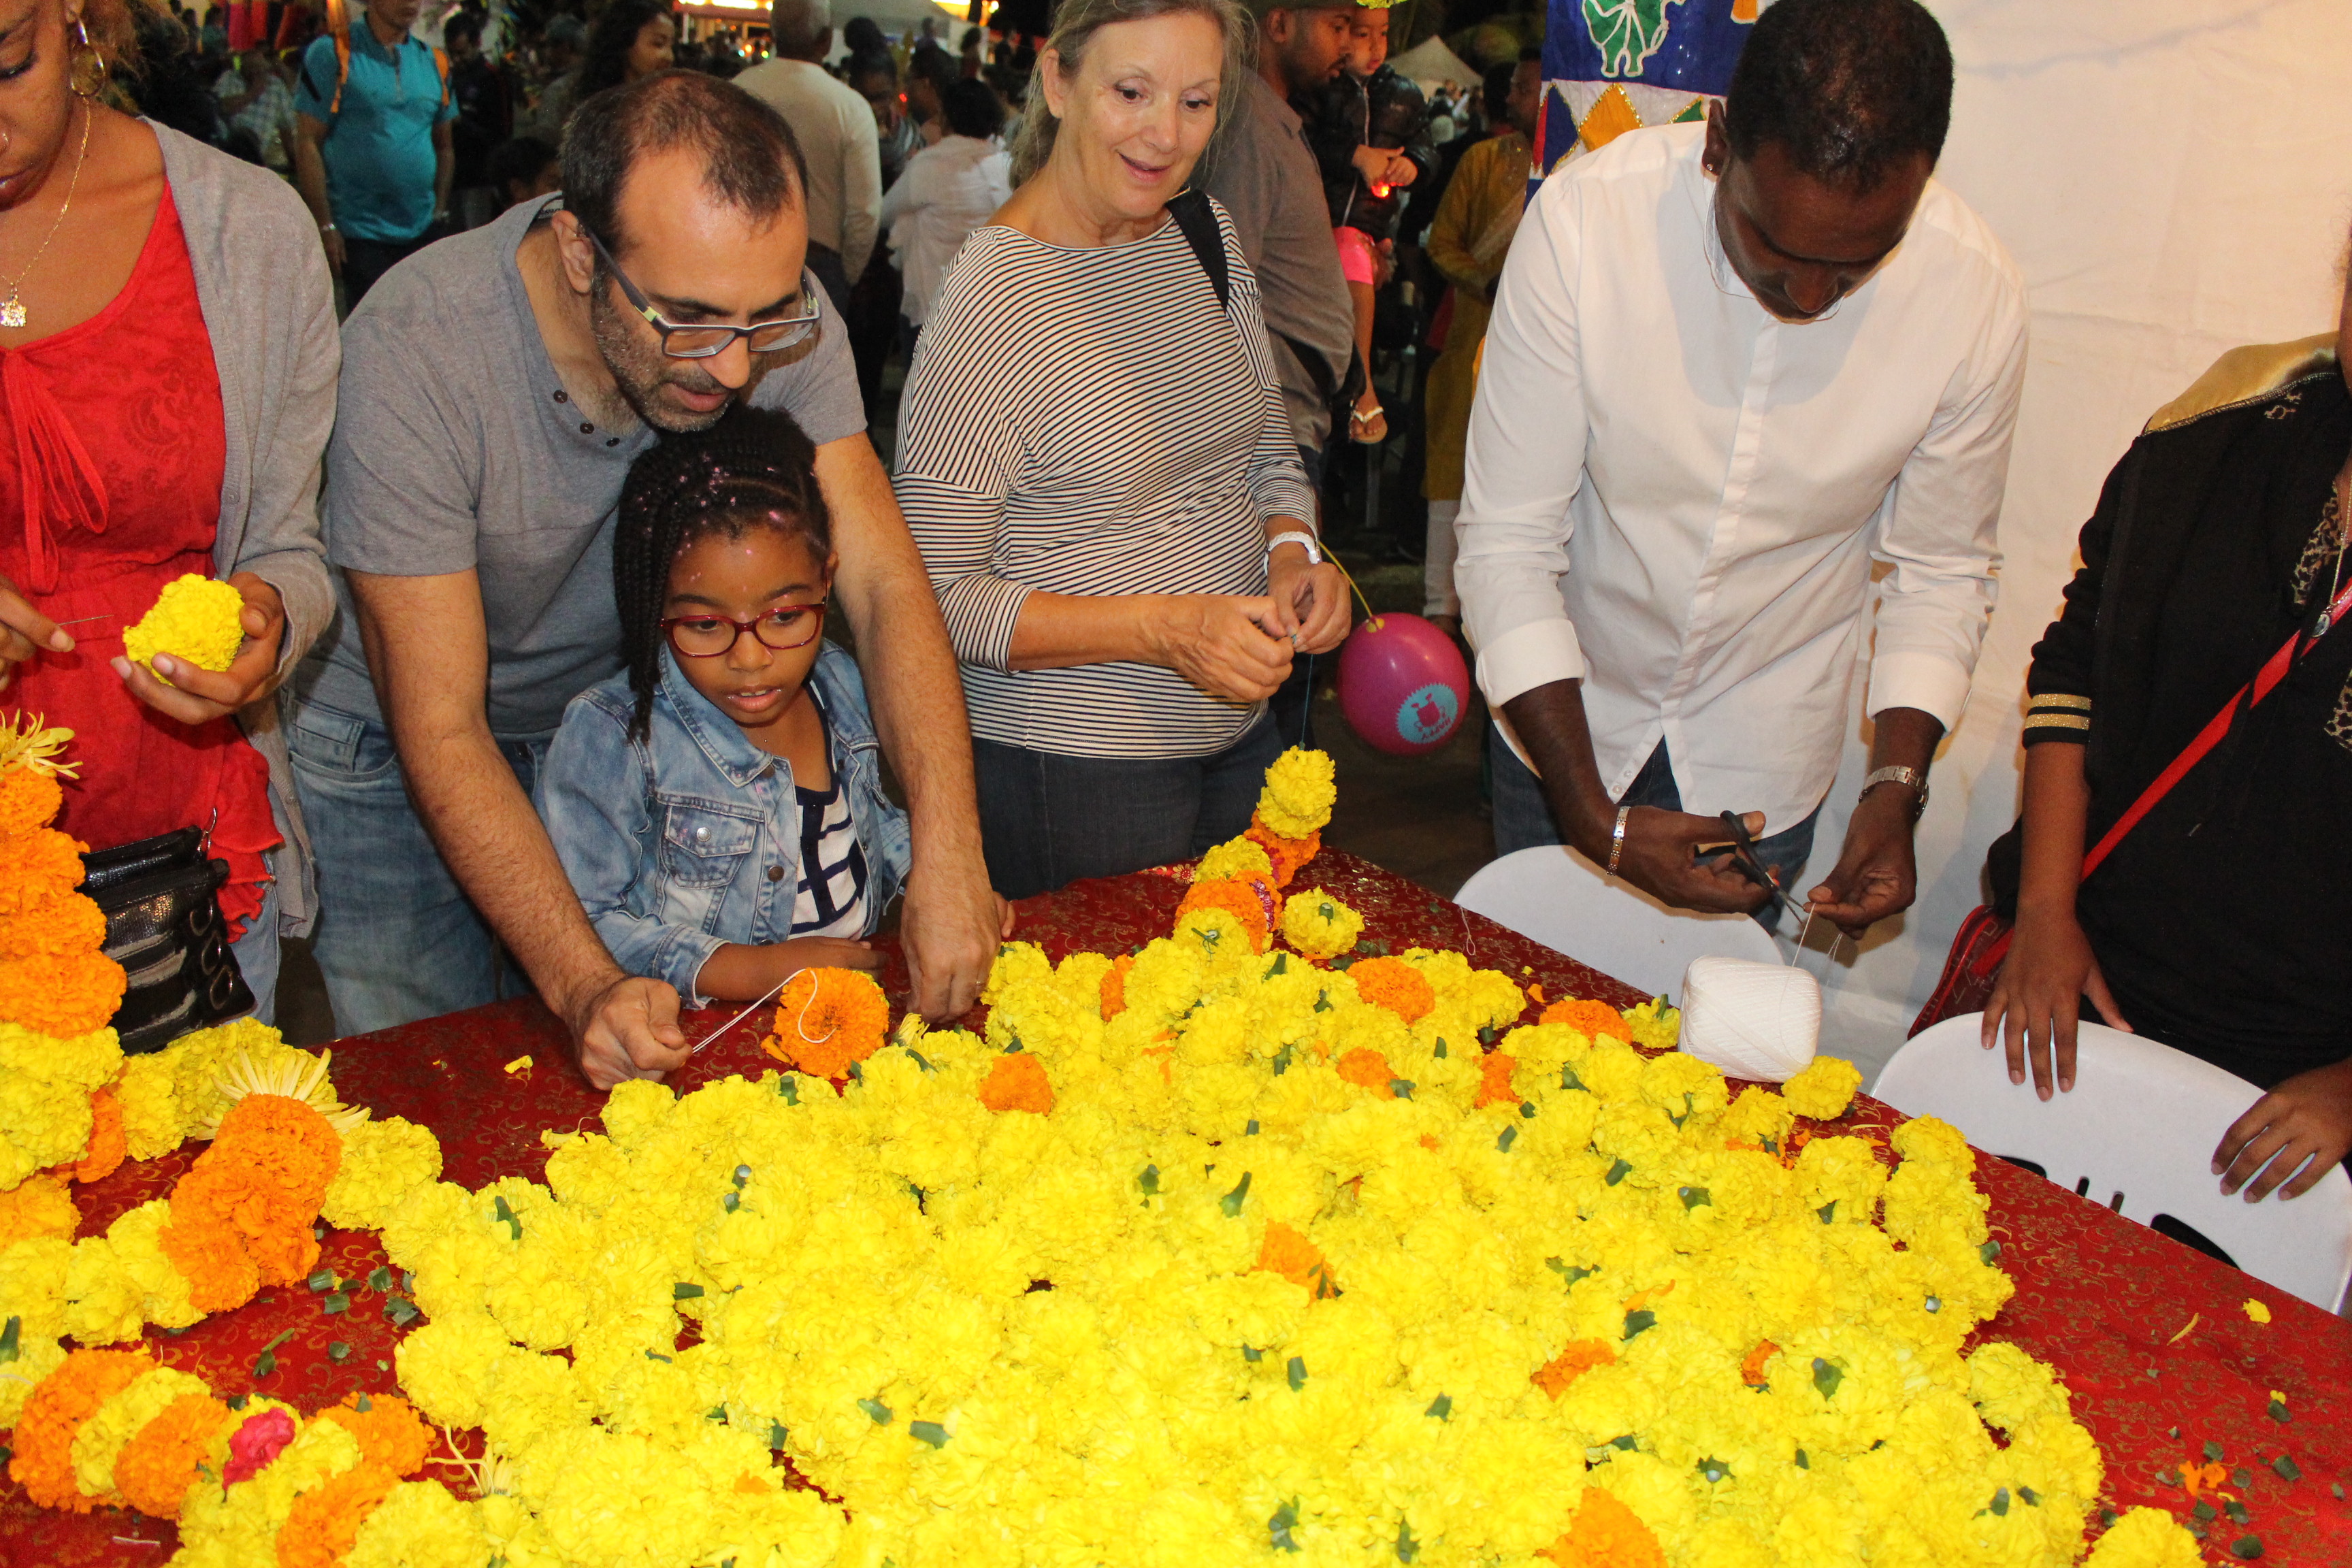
1791, 0, 2352, 1084
1390, 36, 1482, 95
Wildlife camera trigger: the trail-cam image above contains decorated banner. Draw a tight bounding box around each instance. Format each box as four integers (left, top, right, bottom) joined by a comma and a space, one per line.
1537, 0, 1767, 178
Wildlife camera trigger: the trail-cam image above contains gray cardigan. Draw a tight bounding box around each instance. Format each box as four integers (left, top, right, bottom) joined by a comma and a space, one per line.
152, 122, 340, 935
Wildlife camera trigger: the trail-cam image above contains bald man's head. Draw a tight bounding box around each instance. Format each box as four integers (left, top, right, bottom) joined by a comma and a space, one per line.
769, 0, 832, 60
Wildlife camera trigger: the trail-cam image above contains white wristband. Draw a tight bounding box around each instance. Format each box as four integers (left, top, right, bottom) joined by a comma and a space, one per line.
1267, 530, 1322, 566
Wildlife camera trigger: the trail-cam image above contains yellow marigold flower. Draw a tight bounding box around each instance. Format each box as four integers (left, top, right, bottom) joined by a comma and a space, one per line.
122, 574, 247, 674
0, 1019, 123, 1090
1255, 745, 1337, 838
321, 1115, 444, 1232
1195, 835, 1274, 885
1781, 1055, 1863, 1120
343, 1479, 485, 1568
1967, 1341, 2070, 1433
1280, 887, 1363, 960
2085, 1506, 2206, 1567
1623, 996, 1681, 1050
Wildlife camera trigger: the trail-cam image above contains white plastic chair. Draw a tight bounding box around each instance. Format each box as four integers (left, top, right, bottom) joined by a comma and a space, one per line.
1876, 1014, 2352, 1311
1452, 845, 1781, 999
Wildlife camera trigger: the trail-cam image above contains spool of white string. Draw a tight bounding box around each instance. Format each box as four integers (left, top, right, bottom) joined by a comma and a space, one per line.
1678, 955, 1821, 1083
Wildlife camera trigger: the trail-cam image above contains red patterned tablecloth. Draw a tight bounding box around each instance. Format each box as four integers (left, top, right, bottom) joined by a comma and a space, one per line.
7, 851, 2349, 1565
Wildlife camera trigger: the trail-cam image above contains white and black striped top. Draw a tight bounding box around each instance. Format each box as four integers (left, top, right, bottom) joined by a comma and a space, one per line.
894, 197, 1318, 758
790, 692, 868, 936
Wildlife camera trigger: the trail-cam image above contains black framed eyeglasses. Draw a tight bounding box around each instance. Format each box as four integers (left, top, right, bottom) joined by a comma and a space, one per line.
583, 226, 823, 359
662, 602, 828, 658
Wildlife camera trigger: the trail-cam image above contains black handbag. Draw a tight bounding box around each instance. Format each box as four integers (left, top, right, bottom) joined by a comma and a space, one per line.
80, 828, 255, 1055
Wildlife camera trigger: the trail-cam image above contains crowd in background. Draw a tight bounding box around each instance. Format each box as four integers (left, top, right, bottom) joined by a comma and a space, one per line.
101, 0, 1542, 602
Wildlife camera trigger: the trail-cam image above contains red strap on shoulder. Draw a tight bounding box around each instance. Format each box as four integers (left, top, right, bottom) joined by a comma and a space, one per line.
2080, 570, 2352, 877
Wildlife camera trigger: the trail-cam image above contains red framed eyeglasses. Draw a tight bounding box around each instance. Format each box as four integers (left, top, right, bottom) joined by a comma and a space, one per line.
661, 602, 828, 658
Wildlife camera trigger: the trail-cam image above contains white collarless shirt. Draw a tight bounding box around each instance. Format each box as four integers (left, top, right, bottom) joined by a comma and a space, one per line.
1457, 122, 2028, 833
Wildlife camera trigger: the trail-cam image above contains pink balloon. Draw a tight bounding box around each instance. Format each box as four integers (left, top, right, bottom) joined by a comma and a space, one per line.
1335, 613, 1471, 757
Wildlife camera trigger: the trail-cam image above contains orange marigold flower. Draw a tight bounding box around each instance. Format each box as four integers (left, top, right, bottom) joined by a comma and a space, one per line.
1347, 956, 1435, 1024
0, 1171, 78, 1247
0, 949, 127, 1038
1537, 1488, 1666, 1568
1100, 954, 1134, 1020
114, 1392, 232, 1519
7, 1348, 157, 1511
163, 1092, 342, 1301
0, 888, 108, 962
978, 1051, 1055, 1115
1256, 1220, 1338, 1298
1333, 1047, 1396, 1098
1174, 878, 1271, 953
317, 1391, 433, 1477
276, 1460, 399, 1568
1740, 1340, 1780, 1388
760, 967, 890, 1080
1245, 818, 1320, 887
0, 765, 65, 838
1531, 1339, 1617, 1401
157, 1213, 263, 1313
1539, 996, 1634, 1044
1473, 1050, 1521, 1109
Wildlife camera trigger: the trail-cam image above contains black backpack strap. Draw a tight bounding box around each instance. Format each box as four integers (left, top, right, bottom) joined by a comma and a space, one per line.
1166, 187, 1230, 313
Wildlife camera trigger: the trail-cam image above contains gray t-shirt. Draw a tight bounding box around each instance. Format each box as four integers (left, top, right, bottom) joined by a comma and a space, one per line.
1201, 74, 1355, 451
294, 196, 866, 738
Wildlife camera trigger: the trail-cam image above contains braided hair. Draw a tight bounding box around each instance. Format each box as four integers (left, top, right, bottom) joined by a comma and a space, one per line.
613, 406, 833, 740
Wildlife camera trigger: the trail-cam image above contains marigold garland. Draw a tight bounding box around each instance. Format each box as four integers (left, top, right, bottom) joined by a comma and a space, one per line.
5, 1347, 154, 1510
760, 966, 889, 1079
1348, 954, 1436, 1022
1245, 818, 1320, 887
1254, 745, 1337, 838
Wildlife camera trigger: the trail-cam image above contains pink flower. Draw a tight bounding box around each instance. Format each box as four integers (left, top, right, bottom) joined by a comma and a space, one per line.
223, 1406, 297, 1484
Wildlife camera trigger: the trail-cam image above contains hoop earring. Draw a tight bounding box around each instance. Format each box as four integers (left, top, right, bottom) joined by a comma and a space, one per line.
70, 17, 106, 97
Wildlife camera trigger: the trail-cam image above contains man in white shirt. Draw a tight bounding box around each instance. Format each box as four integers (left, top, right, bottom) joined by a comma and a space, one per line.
1458, 0, 2026, 937
736, 0, 883, 317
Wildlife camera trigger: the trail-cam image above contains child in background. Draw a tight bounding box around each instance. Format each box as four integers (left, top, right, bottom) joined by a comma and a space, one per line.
1300, 1, 1434, 443
537, 409, 1005, 1005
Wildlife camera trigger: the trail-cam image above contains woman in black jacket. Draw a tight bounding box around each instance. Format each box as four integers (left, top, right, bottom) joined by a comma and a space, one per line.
1984, 263, 2352, 1205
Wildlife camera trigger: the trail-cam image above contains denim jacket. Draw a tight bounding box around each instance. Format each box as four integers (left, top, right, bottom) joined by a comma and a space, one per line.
536, 642, 912, 1002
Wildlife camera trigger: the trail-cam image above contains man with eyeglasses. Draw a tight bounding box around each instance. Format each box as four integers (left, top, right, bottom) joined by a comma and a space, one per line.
286, 71, 999, 1088
1456, 0, 2027, 941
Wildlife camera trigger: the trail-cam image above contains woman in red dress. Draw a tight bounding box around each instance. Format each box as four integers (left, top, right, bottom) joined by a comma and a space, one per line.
0, 0, 337, 1019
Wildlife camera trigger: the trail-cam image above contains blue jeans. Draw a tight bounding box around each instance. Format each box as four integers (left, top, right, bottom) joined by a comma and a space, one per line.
286, 698, 547, 1036
229, 875, 281, 1026
974, 719, 1281, 900
1490, 734, 1820, 926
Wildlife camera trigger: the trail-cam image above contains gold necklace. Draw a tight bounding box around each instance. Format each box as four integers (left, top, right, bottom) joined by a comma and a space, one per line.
0, 103, 93, 331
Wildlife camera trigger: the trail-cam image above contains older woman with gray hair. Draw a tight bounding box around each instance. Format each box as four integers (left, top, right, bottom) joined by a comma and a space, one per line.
894, 0, 1349, 900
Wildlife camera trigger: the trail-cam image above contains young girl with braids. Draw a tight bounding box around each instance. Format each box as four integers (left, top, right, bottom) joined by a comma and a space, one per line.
538, 408, 1000, 1004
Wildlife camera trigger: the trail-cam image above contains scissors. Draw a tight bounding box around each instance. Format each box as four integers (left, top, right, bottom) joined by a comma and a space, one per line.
1716, 811, 1835, 962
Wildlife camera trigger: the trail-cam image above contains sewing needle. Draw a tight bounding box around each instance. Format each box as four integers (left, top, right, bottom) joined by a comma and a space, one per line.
690, 977, 789, 1056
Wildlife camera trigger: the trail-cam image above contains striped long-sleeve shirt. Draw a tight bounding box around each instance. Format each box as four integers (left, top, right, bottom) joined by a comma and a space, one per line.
894, 197, 1317, 759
